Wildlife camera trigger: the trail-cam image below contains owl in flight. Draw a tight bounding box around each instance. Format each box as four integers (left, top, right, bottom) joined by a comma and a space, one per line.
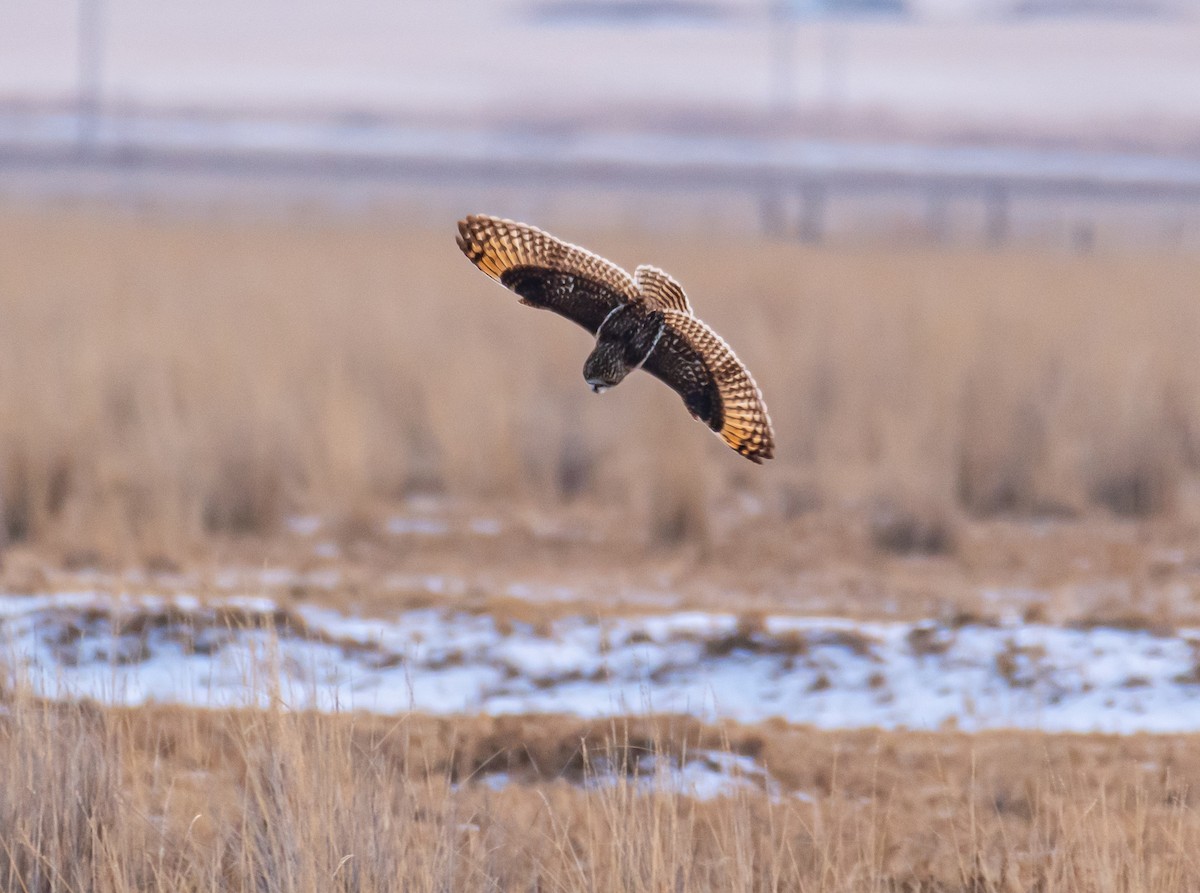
456, 215, 774, 463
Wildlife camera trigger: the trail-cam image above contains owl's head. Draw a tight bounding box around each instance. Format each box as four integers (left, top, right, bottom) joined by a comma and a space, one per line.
583, 341, 629, 393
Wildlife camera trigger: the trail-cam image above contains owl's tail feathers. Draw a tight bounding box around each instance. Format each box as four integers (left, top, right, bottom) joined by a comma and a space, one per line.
635, 265, 693, 315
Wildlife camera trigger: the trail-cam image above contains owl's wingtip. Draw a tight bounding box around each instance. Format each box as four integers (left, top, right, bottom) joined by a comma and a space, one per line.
456, 216, 489, 263
458, 213, 503, 230
733, 433, 774, 464
456, 216, 479, 239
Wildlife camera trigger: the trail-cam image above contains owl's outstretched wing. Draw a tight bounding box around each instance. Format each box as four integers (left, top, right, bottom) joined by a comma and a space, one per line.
457, 215, 639, 334
642, 310, 774, 463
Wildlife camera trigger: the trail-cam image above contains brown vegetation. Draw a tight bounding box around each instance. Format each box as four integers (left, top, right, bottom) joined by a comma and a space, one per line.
1, 689, 1199, 891
2, 202, 1199, 889
2, 208, 1200, 561
3, 206, 1200, 618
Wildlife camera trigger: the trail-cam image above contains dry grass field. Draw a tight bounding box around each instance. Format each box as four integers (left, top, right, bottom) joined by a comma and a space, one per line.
2, 207, 1200, 540
3, 205, 1200, 618
4, 203, 1200, 891
2, 689, 1200, 892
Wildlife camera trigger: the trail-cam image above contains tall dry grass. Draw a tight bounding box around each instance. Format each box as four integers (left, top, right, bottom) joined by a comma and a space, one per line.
2, 205, 1200, 558
1, 688, 1198, 891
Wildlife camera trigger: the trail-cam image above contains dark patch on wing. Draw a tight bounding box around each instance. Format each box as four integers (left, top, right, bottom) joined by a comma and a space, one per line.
457, 215, 638, 334
643, 326, 724, 433
500, 267, 626, 335
643, 310, 775, 463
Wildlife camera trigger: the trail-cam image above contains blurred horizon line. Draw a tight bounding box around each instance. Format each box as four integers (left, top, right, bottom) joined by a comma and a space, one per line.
3, 100, 1200, 250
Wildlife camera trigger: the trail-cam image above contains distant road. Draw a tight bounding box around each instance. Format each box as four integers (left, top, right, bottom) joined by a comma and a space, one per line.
3, 107, 1200, 244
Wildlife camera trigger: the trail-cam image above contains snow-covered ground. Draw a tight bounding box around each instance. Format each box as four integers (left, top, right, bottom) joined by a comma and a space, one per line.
3, 592, 1199, 733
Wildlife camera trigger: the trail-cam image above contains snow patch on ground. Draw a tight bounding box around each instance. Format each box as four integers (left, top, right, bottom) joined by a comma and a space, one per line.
467, 749, 777, 802
2, 593, 1200, 733
583, 750, 780, 801
385, 516, 451, 537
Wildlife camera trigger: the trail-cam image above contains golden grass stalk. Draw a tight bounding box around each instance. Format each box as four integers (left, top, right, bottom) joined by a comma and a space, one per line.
1, 682, 1199, 891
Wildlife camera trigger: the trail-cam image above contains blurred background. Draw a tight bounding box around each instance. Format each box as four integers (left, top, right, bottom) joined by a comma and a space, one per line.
2, 0, 1200, 565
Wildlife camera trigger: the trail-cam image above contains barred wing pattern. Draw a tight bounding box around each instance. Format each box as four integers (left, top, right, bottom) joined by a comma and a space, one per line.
635, 265, 692, 314
643, 310, 775, 463
457, 215, 639, 334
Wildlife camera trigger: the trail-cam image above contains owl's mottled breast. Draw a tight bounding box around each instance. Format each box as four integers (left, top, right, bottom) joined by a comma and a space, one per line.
596, 303, 665, 368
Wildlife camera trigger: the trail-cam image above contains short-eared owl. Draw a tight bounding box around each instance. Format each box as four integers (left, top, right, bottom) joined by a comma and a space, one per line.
456, 214, 775, 463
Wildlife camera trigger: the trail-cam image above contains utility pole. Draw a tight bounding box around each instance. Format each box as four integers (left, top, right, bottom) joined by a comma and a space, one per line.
77, 0, 104, 151
767, 0, 800, 116
820, 23, 848, 117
